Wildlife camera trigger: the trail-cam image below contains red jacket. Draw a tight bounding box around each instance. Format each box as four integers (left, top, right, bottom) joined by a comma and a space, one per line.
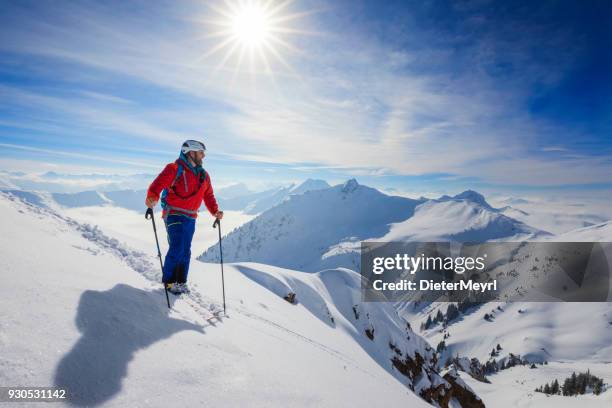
147, 158, 218, 219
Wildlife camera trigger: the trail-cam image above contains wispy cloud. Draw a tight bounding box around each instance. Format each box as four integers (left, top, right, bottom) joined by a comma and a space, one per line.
0, 143, 160, 169
0, 0, 610, 191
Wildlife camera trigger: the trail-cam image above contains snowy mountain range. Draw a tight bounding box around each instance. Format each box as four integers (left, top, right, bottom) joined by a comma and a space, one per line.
0, 178, 330, 215
198, 180, 549, 271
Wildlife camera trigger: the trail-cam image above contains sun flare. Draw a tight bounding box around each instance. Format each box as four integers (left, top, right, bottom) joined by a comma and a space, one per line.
200, 0, 312, 77
231, 3, 271, 47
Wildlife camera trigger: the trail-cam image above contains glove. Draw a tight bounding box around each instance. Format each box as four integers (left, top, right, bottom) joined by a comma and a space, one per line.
145, 197, 158, 209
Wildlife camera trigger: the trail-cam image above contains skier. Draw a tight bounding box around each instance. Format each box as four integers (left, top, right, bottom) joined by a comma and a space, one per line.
145, 139, 223, 294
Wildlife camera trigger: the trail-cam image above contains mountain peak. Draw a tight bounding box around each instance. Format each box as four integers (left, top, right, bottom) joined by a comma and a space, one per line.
452, 190, 494, 210
290, 179, 330, 195
341, 178, 359, 193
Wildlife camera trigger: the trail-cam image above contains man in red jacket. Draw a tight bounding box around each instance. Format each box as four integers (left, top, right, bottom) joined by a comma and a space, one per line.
145, 140, 223, 294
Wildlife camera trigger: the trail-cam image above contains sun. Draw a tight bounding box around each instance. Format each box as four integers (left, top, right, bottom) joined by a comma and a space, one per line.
199, 0, 312, 77
230, 3, 271, 47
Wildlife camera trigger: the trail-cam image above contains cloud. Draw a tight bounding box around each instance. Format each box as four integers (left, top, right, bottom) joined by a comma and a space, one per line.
0, 143, 160, 169
541, 146, 569, 152
0, 0, 610, 189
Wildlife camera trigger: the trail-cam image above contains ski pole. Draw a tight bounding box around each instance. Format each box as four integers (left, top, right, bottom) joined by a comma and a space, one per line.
146, 207, 170, 308
213, 218, 226, 315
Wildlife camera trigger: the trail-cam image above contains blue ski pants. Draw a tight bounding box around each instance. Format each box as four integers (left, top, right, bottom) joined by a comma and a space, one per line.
162, 214, 196, 283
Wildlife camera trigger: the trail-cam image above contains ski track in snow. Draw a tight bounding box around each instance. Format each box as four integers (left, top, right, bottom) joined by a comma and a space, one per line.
231, 303, 366, 372
3, 191, 370, 376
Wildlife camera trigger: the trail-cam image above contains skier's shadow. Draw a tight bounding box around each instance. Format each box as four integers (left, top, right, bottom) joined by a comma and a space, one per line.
54, 284, 202, 407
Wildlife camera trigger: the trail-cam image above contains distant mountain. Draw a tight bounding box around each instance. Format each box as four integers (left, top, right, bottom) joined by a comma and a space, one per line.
496, 200, 608, 235
52, 191, 110, 207
216, 182, 252, 199
497, 206, 529, 217
0, 171, 154, 193
1, 190, 52, 208
382, 195, 548, 242
0, 176, 19, 190
200, 184, 548, 272
288, 178, 330, 195
218, 178, 331, 215
103, 189, 148, 212
437, 190, 497, 211
496, 197, 530, 206
0, 178, 331, 214
1, 188, 140, 210
554, 220, 612, 241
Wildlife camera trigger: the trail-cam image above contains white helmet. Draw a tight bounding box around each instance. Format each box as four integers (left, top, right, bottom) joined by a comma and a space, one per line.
181, 139, 206, 154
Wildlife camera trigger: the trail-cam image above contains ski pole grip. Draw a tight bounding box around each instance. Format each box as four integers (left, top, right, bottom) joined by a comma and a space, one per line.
145, 207, 153, 220
213, 218, 220, 229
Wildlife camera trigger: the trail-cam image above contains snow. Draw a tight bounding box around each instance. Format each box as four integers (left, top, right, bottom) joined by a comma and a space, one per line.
0, 192, 437, 407
2, 180, 612, 407
554, 221, 612, 242
400, 298, 612, 407
62, 205, 254, 255
461, 362, 612, 407
406, 302, 612, 365
382, 199, 547, 242
491, 196, 612, 235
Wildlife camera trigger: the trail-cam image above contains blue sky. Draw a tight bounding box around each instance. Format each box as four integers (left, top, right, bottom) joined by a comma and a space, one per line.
0, 0, 610, 196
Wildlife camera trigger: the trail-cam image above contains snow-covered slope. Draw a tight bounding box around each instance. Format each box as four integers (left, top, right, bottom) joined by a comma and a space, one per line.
199, 179, 424, 271
0, 191, 482, 407
407, 302, 612, 365
399, 300, 612, 407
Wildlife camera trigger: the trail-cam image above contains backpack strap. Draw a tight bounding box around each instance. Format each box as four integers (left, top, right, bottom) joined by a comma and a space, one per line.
170, 164, 184, 190
161, 163, 181, 211
169, 164, 206, 199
